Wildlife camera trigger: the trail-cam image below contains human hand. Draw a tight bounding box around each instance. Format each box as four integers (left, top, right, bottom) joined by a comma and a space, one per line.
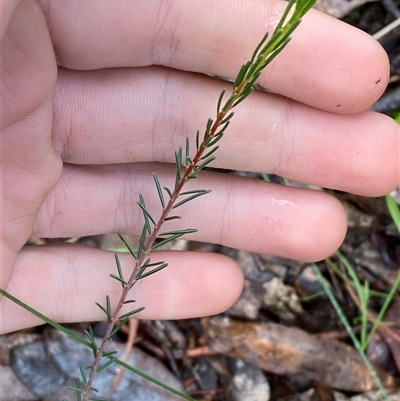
1, 0, 398, 334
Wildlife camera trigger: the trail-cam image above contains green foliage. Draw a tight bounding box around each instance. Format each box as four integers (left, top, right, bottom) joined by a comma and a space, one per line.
386, 194, 400, 232
313, 189, 400, 399
312, 263, 392, 401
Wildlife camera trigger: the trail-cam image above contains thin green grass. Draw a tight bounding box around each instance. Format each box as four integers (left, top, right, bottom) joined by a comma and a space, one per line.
0, 288, 198, 401
312, 264, 391, 401
386, 194, 400, 232
313, 189, 400, 401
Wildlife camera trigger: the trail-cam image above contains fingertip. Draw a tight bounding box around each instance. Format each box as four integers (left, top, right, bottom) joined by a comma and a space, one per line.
268, 189, 348, 262
363, 115, 400, 196
304, 192, 348, 262
137, 252, 244, 319
343, 30, 390, 112
270, 8, 391, 114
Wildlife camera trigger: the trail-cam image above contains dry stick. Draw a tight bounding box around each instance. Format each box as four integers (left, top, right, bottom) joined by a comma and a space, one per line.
109, 318, 139, 395
372, 17, 400, 40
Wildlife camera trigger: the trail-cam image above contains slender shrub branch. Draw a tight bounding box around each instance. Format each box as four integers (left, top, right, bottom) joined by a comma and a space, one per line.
77, 0, 316, 399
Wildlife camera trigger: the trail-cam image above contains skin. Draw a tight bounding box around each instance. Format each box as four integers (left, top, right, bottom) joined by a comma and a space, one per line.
1, 0, 399, 334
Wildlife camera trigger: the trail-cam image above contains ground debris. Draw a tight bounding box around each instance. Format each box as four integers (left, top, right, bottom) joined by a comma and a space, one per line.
203, 317, 397, 392
278, 388, 400, 401
314, 0, 377, 18
7, 328, 184, 401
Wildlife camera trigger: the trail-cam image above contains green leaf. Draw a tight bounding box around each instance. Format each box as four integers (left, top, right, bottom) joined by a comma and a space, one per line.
232, 85, 254, 107
151, 233, 185, 249
186, 171, 199, 180
296, 0, 316, 17
233, 61, 251, 88
137, 194, 156, 228
135, 259, 168, 279
164, 186, 173, 199
220, 111, 234, 125
204, 132, 224, 148
193, 156, 216, 172
215, 120, 231, 137
79, 364, 88, 384
173, 190, 211, 209
180, 189, 209, 195
109, 274, 128, 288
200, 145, 219, 161
118, 306, 146, 320
159, 228, 198, 236
135, 264, 168, 279
175, 147, 183, 188
141, 259, 166, 268
114, 253, 126, 284
67, 378, 84, 400
205, 117, 214, 133
85, 327, 98, 358
123, 299, 137, 304
163, 215, 181, 221
250, 31, 269, 64
152, 173, 165, 208
386, 194, 400, 232
117, 234, 137, 260
97, 357, 117, 373
217, 88, 226, 114
102, 351, 118, 358
175, 146, 182, 167
137, 224, 147, 259
195, 130, 200, 149
95, 295, 112, 322
109, 317, 129, 338
275, 0, 296, 31
185, 137, 191, 166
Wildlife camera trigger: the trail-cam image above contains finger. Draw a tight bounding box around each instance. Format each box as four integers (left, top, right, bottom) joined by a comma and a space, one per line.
1, 1, 62, 289
53, 67, 399, 196
1, 244, 244, 333
39, 0, 388, 113
33, 163, 347, 262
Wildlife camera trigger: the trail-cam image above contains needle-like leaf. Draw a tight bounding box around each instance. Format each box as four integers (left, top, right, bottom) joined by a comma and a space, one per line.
152, 173, 165, 208
173, 190, 211, 209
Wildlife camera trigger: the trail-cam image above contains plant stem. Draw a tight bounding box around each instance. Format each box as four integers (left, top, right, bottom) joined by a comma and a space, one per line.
81, 0, 316, 398
81, 83, 239, 401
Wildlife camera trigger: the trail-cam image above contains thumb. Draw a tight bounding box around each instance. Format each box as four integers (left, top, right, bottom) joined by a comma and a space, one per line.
1, 0, 23, 38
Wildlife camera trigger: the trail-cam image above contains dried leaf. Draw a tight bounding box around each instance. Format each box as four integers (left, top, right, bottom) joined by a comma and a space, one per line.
204, 317, 396, 392
378, 296, 400, 372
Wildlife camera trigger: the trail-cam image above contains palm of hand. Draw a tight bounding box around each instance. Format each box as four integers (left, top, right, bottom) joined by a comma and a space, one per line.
1, 1, 398, 334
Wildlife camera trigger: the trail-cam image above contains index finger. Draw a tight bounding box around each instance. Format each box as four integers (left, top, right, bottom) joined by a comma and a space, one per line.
39, 0, 389, 113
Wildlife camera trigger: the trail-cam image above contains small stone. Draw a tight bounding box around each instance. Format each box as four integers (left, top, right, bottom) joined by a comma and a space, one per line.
262, 277, 304, 324
10, 340, 65, 396
0, 365, 38, 401
229, 359, 270, 401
